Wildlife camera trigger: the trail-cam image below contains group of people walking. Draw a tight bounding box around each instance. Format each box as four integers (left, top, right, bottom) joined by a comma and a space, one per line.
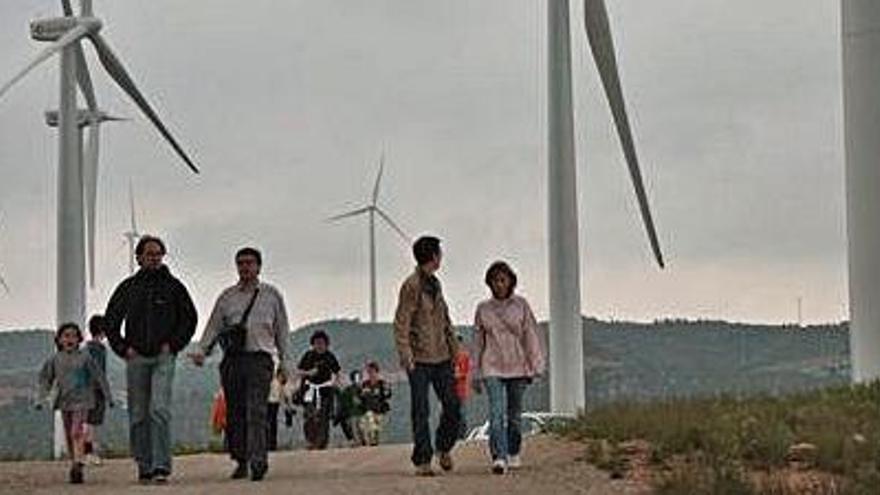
36, 233, 545, 485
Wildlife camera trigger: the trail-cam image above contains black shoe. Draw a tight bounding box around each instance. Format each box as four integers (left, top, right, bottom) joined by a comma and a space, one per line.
138, 469, 153, 485
230, 462, 248, 480
69, 462, 84, 484
250, 462, 267, 481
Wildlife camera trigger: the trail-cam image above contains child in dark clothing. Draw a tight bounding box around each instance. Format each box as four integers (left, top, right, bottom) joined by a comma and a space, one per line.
37, 322, 112, 484
296, 330, 341, 450
358, 361, 392, 446
84, 314, 109, 465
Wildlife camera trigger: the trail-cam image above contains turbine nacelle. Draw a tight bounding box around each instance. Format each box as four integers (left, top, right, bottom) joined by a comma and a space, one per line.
30, 17, 101, 42
44, 109, 124, 127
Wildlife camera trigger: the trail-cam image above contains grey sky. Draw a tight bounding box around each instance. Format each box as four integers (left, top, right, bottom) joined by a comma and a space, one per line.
0, 0, 846, 332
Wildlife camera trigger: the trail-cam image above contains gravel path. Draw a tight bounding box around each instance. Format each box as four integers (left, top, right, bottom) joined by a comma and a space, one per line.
0, 436, 651, 494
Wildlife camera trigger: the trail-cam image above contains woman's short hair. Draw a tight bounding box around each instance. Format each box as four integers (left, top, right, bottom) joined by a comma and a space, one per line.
484, 261, 518, 292
310, 330, 330, 346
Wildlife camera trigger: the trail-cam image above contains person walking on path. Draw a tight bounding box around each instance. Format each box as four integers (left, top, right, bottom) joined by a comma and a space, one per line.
358, 361, 392, 446
37, 323, 112, 484
393, 235, 461, 476
296, 330, 341, 450
189, 247, 292, 482
103, 235, 197, 484
335, 370, 365, 447
473, 261, 545, 475
453, 336, 472, 439
83, 314, 109, 466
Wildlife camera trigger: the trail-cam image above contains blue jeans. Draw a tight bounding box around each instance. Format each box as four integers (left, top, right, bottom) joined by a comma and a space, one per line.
407, 361, 461, 466
126, 352, 176, 475
484, 377, 528, 461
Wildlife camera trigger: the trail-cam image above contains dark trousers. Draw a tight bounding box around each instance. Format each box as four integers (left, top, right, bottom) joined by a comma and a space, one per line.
407, 361, 461, 466
303, 387, 335, 450
220, 352, 274, 467
267, 403, 280, 451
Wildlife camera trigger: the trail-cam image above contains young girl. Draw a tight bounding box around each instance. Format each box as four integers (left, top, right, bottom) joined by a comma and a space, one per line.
474, 261, 544, 474
38, 322, 112, 484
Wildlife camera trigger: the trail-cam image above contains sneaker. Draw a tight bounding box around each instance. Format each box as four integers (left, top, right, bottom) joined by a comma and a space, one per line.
491, 459, 507, 475
230, 462, 248, 479
69, 462, 84, 484
86, 454, 103, 466
414, 463, 435, 477
507, 454, 522, 469
250, 462, 268, 482
438, 451, 454, 472
152, 468, 170, 484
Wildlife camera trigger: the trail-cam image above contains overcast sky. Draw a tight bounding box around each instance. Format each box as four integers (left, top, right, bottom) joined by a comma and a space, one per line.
0, 0, 846, 333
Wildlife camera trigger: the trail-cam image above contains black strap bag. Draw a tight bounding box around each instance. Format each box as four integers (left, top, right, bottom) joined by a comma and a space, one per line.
216, 289, 259, 356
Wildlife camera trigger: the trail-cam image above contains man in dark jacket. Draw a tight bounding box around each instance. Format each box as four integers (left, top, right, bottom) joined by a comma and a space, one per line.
104, 235, 197, 484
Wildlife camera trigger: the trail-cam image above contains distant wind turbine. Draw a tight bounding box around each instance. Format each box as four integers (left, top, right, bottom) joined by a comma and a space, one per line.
0, 211, 9, 295
123, 181, 141, 275
0, 0, 200, 458
546, 0, 664, 413
328, 152, 409, 323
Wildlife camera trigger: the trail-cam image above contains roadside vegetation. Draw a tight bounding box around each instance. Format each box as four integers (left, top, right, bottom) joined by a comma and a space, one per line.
556, 381, 880, 494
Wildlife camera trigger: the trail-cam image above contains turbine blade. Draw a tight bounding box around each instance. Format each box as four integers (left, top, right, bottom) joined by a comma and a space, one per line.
88, 34, 200, 174
84, 123, 100, 288
371, 151, 385, 206
75, 44, 97, 112
129, 180, 138, 234
375, 207, 409, 242
584, 0, 664, 268
0, 24, 90, 100
0, 273, 9, 295
326, 206, 371, 222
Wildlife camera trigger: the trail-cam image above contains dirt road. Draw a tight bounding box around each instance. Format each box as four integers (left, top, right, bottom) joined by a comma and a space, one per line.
0, 436, 650, 494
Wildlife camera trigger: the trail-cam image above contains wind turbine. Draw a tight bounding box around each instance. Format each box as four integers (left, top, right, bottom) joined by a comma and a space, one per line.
842, 0, 880, 383
44, 107, 125, 288
328, 152, 409, 323
547, 0, 664, 413
0, 0, 200, 457
123, 180, 141, 275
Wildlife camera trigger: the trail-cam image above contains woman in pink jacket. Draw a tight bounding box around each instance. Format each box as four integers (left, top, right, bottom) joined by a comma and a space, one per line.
473, 261, 545, 475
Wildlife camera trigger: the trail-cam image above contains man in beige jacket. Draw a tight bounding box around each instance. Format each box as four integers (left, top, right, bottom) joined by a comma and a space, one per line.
394, 235, 461, 476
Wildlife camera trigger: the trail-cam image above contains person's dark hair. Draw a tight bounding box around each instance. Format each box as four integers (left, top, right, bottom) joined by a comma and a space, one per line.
366, 361, 380, 372
55, 322, 83, 350
87, 314, 106, 337
412, 236, 441, 265
235, 247, 262, 266
135, 235, 166, 256
484, 260, 518, 297
310, 330, 330, 346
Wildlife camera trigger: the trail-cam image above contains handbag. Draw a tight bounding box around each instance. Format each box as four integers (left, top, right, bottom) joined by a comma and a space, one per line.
217, 288, 260, 355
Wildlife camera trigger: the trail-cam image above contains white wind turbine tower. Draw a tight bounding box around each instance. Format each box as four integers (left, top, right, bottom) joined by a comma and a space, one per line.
547, 0, 665, 413
0, 0, 200, 457
842, 0, 880, 383
328, 153, 409, 323
123, 181, 141, 275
